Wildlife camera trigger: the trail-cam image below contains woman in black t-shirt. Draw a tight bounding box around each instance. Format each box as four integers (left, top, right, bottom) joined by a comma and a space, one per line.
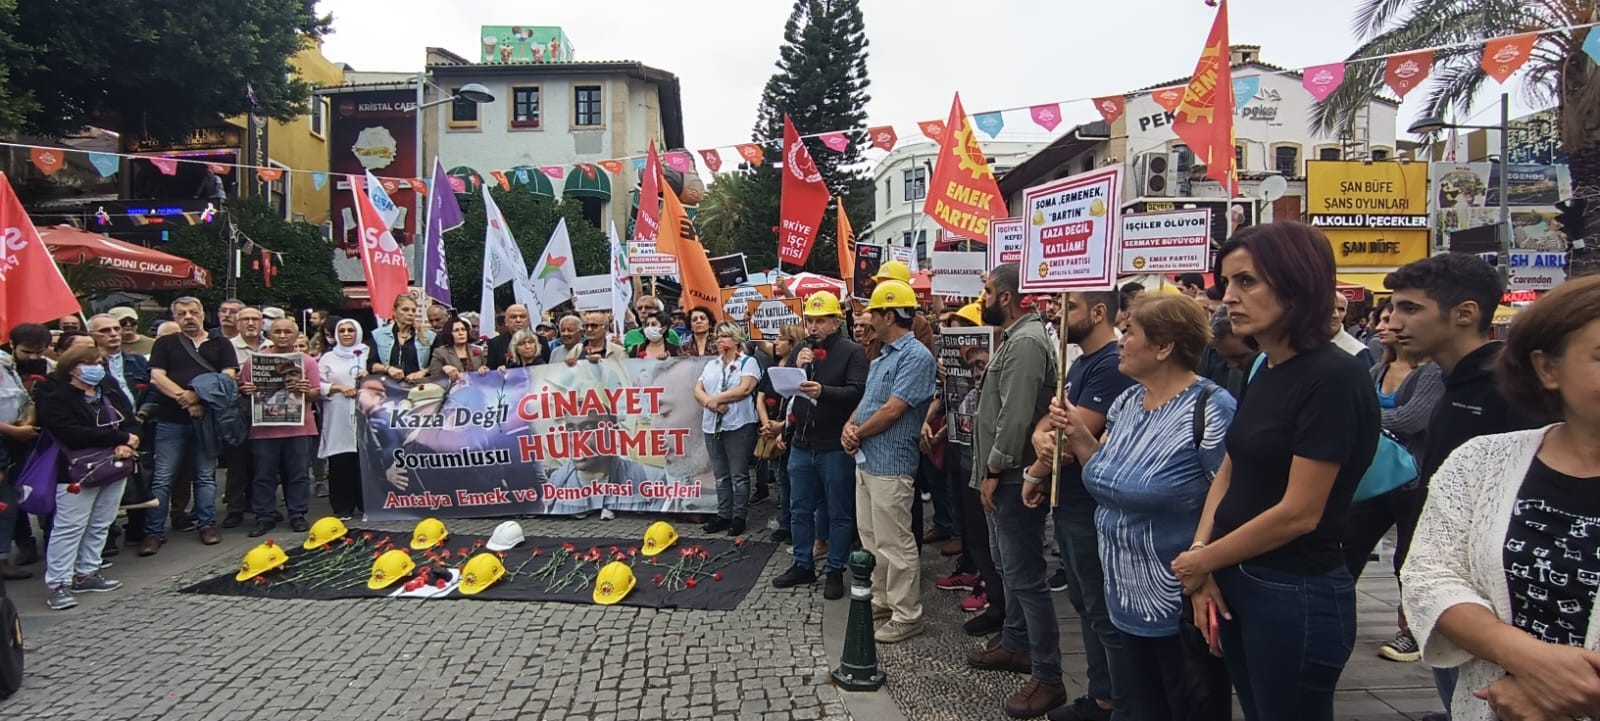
1168, 222, 1380, 721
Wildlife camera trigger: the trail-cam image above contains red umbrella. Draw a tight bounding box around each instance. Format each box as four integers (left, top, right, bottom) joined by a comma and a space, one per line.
40, 225, 211, 289
781, 272, 848, 299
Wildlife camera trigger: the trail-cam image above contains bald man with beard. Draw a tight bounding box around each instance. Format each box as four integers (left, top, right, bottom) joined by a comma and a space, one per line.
486, 304, 546, 369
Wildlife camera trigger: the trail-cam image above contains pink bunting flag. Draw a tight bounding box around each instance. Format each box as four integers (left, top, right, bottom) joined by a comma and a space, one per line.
663, 151, 692, 173
820, 132, 849, 153
1030, 104, 1063, 132
540, 165, 565, 179
1091, 97, 1124, 125
148, 157, 178, 176
1301, 62, 1346, 102
699, 149, 722, 173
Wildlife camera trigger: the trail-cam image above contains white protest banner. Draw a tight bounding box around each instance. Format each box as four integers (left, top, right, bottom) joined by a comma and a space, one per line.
989, 217, 1024, 269
1019, 166, 1122, 292
1119, 208, 1212, 274
571, 275, 613, 311
721, 284, 771, 322
1508, 250, 1567, 291
628, 241, 677, 276
932, 251, 987, 298
888, 245, 914, 266
745, 298, 804, 340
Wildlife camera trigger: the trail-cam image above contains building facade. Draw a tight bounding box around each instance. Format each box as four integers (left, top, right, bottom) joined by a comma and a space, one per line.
868, 139, 1049, 263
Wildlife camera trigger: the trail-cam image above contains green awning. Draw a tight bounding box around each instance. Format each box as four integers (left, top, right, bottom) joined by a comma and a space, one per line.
507, 166, 555, 198
563, 164, 612, 200
446, 166, 483, 197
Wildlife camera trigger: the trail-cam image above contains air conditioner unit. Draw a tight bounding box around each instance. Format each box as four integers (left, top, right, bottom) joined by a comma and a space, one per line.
1140, 152, 1178, 197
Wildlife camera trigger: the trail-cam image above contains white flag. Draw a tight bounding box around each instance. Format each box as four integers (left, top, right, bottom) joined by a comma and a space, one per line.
529, 218, 580, 315
479, 186, 539, 337
364, 170, 402, 229
608, 220, 633, 338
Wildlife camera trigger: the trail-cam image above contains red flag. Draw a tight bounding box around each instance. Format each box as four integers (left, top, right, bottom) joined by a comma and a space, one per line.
918, 120, 946, 142
634, 145, 664, 248
0, 173, 82, 339
1170, 0, 1237, 195
700, 149, 723, 173
868, 126, 898, 151
778, 116, 831, 268
735, 144, 764, 167
1384, 50, 1433, 99
1482, 33, 1536, 83
260, 250, 275, 288
1092, 96, 1125, 124
349, 175, 412, 320
923, 93, 1007, 242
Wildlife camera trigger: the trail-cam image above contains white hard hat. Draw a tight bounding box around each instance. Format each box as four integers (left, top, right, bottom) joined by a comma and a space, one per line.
485, 521, 526, 551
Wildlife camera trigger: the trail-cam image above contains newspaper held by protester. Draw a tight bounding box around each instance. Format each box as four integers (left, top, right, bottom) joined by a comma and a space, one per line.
250, 352, 305, 427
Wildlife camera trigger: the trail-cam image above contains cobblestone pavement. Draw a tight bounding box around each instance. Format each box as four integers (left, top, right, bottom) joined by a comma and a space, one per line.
876, 535, 1444, 721
4, 504, 854, 721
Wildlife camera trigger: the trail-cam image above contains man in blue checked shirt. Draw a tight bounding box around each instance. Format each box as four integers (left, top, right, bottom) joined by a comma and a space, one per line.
842, 279, 936, 645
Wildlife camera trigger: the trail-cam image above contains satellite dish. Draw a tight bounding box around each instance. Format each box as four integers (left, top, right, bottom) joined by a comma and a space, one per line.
1258, 175, 1288, 202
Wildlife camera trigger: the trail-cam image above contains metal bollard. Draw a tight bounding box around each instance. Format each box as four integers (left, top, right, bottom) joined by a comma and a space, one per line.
830, 548, 885, 691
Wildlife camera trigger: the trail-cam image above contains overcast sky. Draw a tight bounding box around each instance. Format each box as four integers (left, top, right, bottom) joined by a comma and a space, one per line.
316, 0, 1543, 159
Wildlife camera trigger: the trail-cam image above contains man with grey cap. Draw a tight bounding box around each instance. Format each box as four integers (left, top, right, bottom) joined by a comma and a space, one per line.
108, 307, 154, 357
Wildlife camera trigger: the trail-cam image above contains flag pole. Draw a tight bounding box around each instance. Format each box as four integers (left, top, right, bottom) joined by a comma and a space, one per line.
1050, 290, 1070, 508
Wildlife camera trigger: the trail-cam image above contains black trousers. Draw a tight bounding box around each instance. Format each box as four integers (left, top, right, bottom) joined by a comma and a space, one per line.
223, 444, 254, 516
1106, 631, 1231, 721
327, 453, 363, 517
955, 450, 1004, 611
1341, 483, 1426, 582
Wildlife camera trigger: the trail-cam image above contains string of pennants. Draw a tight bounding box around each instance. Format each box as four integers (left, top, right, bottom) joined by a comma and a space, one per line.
12, 22, 1599, 184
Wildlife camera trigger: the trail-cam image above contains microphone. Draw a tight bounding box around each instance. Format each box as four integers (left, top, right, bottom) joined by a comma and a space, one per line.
801, 337, 818, 380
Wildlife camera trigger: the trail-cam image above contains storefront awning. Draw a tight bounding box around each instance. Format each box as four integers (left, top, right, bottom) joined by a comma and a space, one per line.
507, 166, 555, 198
446, 166, 483, 197
1337, 273, 1393, 293
563, 164, 611, 200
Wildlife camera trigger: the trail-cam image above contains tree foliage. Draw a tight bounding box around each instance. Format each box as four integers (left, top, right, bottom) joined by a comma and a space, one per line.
723, 0, 874, 277
160, 199, 345, 311
0, 0, 330, 139
440, 189, 608, 312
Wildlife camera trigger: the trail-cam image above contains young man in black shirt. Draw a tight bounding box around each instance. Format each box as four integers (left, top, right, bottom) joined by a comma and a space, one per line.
143, 297, 238, 555
1383, 253, 1542, 716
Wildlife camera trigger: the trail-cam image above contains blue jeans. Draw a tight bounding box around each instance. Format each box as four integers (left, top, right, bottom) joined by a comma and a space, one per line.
251, 436, 313, 522
774, 451, 791, 530
1055, 501, 1125, 709
707, 424, 757, 522
44, 479, 125, 588
924, 453, 960, 538
988, 485, 1060, 684
787, 446, 854, 572
1215, 563, 1356, 721
147, 421, 219, 537
1433, 667, 1457, 718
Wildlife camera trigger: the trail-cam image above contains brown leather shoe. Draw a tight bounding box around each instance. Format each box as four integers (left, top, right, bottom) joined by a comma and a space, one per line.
0, 560, 31, 580
199, 526, 221, 545
921, 529, 950, 544
940, 538, 964, 556
138, 537, 162, 557
1004, 679, 1067, 719
966, 638, 1031, 674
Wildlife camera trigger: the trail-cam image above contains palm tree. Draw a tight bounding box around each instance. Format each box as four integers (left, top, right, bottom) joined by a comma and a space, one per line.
694, 173, 748, 257
1310, 0, 1600, 275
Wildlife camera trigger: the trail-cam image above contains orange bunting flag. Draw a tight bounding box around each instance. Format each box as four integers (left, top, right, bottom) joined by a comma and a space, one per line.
488, 170, 510, 191
1152, 87, 1185, 112
407, 178, 428, 195
28, 148, 64, 176
598, 160, 624, 175
1092, 96, 1125, 124
0, 172, 83, 339
256, 168, 283, 183
735, 144, 764, 167
918, 120, 946, 142
1384, 50, 1433, 99
660, 182, 720, 315
1482, 33, 1536, 83
922, 93, 1007, 243
868, 126, 897, 151
1170, 0, 1238, 195
837, 199, 856, 285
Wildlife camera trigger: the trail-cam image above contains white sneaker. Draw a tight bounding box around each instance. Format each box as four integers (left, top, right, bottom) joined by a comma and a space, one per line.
874, 619, 925, 644
600, 508, 616, 520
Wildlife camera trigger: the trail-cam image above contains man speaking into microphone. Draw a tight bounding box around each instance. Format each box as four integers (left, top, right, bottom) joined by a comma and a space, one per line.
770, 291, 868, 600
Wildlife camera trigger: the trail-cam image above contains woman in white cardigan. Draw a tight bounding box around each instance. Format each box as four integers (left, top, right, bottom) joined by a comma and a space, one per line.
1402, 275, 1600, 721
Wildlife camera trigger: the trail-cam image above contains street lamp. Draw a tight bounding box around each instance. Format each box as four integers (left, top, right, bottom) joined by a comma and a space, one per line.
410, 78, 494, 285
418, 82, 495, 110
1409, 92, 1511, 284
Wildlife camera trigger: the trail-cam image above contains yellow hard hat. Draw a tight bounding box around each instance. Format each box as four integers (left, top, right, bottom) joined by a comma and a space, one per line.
235, 541, 288, 582
302, 516, 349, 550
803, 291, 843, 318
873, 260, 912, 283
956, 302, 984, 326
368, 549, 416, 590
458, 553, 506, 596
593, 561, 637, 606
410, 517, 448, 550
866, 279, 918, 311
641, 521, 678, 557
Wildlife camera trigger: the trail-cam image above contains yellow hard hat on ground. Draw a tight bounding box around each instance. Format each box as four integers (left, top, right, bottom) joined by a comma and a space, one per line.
236, 542, 288, 582
641, 521, 678, 557
368, 549, 415, 590
458, 553, 506, 596
803, 291, 843, 318
593, 561, 637, 606
410, 518, 448, 550
956, 302, 984, 326
873, 260, 912, 283
866, 279, 918, 311
302, 517, 348, 550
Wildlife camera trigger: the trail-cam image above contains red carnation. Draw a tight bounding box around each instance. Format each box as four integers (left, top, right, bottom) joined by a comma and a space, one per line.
496, 551, 507, 559
713, 572, 724, 582
254, 576, 268, 586
561, 542, 576, 552
264, 539, 275, 548
685, 577, 698, 589
320, 543, 331, 551
531, 548, 543, 557
343, 537, 355, 546
373, 550, 383, 559
361, 532, 373, 541
734, 537, 747, 547
627, 546, 639, 556
473, 540, 484, 549
652, 574, 664, 585
66, 483, 81, 494
434, 579, 448, 589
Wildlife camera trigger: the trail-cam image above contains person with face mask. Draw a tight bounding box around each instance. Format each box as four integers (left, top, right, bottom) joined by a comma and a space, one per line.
633, 311, 682, 359
35, 345, 139, 610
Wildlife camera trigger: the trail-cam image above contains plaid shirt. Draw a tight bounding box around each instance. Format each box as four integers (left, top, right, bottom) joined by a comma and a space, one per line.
854, 331, 936, 477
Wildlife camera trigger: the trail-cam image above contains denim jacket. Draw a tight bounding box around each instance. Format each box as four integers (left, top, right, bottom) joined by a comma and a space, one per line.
368, 324, 435, 373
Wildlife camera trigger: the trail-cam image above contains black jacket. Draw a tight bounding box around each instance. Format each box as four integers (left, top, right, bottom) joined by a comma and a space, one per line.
786, 330, 867, 451
1420, 341, 1542, 484
486, 332, 546, 370
35, 375, 137, 453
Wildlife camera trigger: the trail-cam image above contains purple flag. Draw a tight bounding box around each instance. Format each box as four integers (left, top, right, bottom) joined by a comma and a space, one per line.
423, 157, 464, 305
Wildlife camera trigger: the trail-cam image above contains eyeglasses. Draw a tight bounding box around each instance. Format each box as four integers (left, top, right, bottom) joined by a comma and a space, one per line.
118, 319, 137, 327
582, 323, 603, 330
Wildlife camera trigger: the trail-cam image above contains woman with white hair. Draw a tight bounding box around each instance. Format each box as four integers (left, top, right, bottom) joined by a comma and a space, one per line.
695, 320, 761, 536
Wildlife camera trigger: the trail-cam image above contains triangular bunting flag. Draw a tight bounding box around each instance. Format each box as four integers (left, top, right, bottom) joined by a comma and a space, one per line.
917, 120, 946, 142
868, 126, 897, 151
1031, 104, 1063, 131
820, 132, 849, 153
1302, 62, 1346, 101
578, 163, 598, 180
540, 165, 565, 179
1232, 76, 1259, 111
148, 157, 178, 176
1384, 50, 1433, 99
700, 149, 723, 173
1482, 33, 1536, 83
1091, 97, 1123, 125
407, 178, 427, 195
598, 160, 623, 175
736, 144, 764, 167
311, 172, 328, 190
663, 152, 692, 173
257, 168, 283, 183
489, 170, 510, 191
29, 148, 64, 176
1152, 87, 1184, 112
631, 157, 647, 172
974, 112, 1004, 139
1584, 27, 1600, 64
88, 152, 119, 178
206, 163, 231, 175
